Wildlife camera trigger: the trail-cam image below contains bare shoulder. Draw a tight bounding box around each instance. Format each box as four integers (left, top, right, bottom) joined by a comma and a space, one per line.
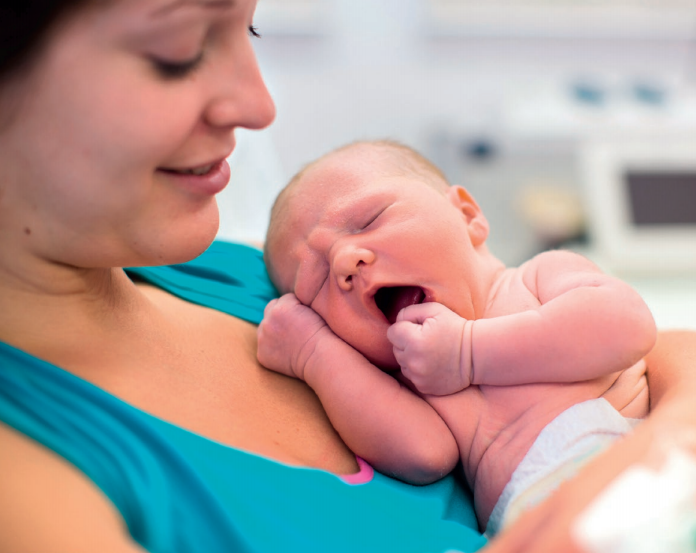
524, 249, 601, 274
0, 422, 145, 553
519, 249, 610, 297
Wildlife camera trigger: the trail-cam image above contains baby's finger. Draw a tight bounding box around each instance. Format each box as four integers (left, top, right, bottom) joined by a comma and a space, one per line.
278, 292, 300, 307
387, 320, 420, 349
392, 348, 410, 372
263, 298, 279, 317
395, 302, 447, 324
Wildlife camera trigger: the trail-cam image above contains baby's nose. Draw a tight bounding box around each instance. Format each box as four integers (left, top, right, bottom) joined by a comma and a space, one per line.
333, 246, 375, 291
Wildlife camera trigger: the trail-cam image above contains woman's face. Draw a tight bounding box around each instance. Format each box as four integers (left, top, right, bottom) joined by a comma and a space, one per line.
0, 0, 275, 269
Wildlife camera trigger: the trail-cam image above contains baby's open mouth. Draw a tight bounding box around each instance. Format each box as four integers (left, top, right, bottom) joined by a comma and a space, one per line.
374, 286, 425, 324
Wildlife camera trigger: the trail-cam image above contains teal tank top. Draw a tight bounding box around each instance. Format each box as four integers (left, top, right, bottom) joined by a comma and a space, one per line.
0, 241, 486, 553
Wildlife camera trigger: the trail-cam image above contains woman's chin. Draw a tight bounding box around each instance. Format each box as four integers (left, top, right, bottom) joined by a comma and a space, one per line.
162, 226, 219, 265
128, 208, 221, 267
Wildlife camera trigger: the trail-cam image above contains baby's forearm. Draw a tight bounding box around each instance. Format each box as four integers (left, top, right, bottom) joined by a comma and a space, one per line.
303, 336, 459, 484
257, 294, 458, 481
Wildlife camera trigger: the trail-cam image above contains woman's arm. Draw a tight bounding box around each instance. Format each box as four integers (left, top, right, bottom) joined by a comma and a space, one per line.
0, 422, 146, 553
484, 329, 696, 552
257, 294, 459, 484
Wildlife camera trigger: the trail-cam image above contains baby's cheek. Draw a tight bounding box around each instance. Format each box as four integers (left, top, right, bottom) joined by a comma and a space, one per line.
316, 300, 398, 370
353, 332, 399, 371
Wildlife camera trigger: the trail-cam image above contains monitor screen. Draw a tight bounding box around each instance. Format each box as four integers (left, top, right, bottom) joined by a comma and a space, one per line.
626, 171, 696, 226
582, 140, 696, 275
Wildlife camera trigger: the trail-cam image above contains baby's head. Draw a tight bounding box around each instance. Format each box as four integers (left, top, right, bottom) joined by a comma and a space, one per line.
266, 140, 457, 286
265, 140, 492, 369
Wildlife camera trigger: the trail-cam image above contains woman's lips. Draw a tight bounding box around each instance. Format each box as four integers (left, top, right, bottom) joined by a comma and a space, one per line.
374, 286, 426, 324
158, 159, 231, 196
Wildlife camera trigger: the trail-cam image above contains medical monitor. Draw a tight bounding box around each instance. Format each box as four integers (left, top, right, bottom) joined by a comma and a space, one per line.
582, 140, 696, 275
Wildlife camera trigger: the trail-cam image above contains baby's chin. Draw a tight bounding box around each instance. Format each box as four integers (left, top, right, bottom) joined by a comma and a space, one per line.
326, 322, 398, 371
359, 344, 400, 372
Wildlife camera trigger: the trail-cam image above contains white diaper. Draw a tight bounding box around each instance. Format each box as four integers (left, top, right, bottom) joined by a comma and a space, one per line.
485, 398, 641, 537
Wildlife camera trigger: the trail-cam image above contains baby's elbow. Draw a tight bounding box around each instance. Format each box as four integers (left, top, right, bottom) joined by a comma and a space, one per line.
640, 315, 658, 356
609, 285, 658, 360
397, 438, 459, 485
630, 302, 658, 358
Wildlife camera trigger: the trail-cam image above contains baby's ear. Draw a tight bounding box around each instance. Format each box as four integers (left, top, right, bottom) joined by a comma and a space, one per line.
446, 185, 489, 246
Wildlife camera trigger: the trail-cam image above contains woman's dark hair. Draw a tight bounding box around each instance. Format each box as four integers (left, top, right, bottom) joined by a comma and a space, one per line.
0, 0, 90, 80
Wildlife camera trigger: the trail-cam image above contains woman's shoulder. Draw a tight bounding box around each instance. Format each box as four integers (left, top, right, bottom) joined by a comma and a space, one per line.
0, 422, 143, 553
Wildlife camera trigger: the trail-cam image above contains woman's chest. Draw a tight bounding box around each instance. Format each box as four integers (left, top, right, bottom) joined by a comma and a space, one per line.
72, 296, 359, 475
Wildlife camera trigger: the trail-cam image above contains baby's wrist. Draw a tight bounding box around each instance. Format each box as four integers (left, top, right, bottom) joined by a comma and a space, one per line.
297, 326, 340, 384
458, 319, 474, 388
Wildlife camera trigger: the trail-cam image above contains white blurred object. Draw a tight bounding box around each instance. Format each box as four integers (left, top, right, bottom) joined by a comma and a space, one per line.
581, 138, 696, 276
518, 183, 586, 246
573, 449, 696, 553
216, 128, 286, 246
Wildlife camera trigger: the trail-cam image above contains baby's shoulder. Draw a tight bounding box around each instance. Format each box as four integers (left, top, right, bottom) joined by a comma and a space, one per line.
516, 250, 605, 294
521, 249, 600, 274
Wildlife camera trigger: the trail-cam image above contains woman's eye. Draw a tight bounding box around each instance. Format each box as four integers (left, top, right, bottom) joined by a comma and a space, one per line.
248, 25, 261, 38
151, 52, 205, 79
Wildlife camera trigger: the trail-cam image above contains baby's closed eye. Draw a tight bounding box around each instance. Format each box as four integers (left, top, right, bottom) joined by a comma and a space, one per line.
358, 207, 387, 231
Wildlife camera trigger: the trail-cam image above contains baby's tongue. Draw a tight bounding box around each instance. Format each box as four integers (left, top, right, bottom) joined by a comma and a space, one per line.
376, 286, 425, 324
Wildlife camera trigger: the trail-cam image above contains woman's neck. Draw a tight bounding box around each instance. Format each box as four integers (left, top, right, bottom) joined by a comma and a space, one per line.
0, 256, 147, 356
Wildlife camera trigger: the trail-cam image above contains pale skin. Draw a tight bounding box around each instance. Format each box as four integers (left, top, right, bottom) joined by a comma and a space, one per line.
258, 143, 658, 528
1, 2, 695, 551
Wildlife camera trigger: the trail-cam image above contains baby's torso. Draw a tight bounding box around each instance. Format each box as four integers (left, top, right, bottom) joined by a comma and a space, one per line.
427, 265, 650, 525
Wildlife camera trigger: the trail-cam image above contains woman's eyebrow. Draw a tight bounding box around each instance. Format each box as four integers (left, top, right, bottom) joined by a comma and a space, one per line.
150, 0, 235, 18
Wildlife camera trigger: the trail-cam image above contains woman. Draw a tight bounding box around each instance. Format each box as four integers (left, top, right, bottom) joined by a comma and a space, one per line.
0, 1, 694, 551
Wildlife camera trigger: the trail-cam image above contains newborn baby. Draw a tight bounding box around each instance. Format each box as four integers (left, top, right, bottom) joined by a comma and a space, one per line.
257, 140, 656, 534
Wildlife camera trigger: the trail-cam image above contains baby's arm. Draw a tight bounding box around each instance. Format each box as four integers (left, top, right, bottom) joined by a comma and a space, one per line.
469, 250, 656, 386
389, 251, 656, 394
257, 294, 458, 483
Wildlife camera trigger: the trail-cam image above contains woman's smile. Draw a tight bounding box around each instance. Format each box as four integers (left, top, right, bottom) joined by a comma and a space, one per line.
158, 157, 231, 195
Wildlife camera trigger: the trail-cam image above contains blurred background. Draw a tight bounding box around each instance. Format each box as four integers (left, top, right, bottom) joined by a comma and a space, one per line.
216, 0, 696, 329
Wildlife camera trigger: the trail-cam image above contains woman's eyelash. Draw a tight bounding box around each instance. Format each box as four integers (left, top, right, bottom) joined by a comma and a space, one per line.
152, 52, 205, 79
151, 26, 259, 79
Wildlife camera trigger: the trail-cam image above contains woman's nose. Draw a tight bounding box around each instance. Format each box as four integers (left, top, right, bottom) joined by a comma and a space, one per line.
332, 245, 376, 291
203, 38, 276, 131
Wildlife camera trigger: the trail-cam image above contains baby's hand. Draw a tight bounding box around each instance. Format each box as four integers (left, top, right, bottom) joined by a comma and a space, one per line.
257, 293, 333, 382
387, 302, 472, 396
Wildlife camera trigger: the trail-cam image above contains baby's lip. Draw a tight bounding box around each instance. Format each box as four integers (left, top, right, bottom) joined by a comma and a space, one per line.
373, 286, 426, 324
